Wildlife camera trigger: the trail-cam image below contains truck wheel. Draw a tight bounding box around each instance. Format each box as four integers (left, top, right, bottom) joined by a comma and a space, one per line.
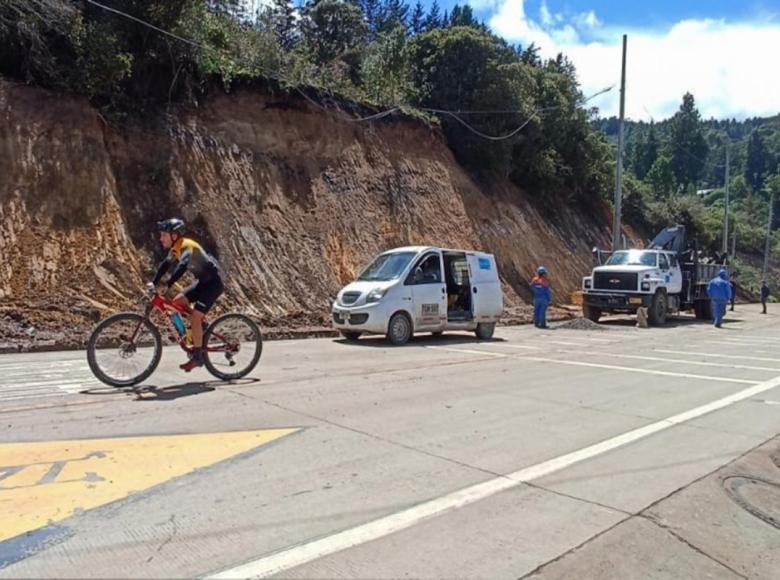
386, 312, 412, 345
648, 290, 668, 326
583, 304, 601, 323
475, 323, 495, 340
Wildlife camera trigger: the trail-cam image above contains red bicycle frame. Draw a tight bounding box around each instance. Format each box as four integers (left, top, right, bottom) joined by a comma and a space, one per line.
131, 292, 230, 354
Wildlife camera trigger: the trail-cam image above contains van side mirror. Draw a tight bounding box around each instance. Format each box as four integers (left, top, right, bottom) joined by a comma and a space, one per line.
414, 267, 424, 283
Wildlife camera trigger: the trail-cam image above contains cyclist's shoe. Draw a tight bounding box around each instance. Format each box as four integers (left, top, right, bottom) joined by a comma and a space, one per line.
180, 348, 204, 372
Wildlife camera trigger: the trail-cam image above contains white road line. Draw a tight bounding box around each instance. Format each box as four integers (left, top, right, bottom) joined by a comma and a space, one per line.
0, 385, 66, 395
656, 349, 780, 363
0, 392, 72, 402
488, 344, 542, 351
424, 346, 509, 358
0, 374, 95, 384
0, 380, 88, 390
705, 336, 772, 343
520, 357, 757, 385
546, 340, 594, 347
569, 352, 780, 373
714, 339, 776, 347
426, 346, 757, 384
206, 373, 780, 579
0, 360, 86, 371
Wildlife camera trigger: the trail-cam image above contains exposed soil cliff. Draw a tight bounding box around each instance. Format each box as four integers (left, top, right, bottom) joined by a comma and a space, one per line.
0, 78, 616, 350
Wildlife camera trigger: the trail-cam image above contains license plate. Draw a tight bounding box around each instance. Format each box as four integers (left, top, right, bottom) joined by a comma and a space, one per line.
629, 297, 642, 305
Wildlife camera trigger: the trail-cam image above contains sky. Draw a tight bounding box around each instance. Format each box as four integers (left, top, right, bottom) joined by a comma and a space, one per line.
431, 0, 780, 121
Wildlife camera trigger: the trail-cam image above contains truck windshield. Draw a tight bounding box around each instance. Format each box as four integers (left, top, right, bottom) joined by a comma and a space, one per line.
606, 250, 658, 267
358, 252, 417, 281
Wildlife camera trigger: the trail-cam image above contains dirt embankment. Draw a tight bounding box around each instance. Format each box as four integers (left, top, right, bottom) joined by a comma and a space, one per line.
0, 78, 614, 351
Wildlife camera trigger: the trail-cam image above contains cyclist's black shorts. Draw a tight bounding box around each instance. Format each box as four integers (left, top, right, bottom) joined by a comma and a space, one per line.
183, 275, 224, 314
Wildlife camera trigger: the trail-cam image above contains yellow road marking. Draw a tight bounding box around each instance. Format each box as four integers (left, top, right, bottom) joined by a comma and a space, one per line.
0, 429, 298, 544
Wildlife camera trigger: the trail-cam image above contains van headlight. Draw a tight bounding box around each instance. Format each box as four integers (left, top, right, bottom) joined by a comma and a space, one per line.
366, 288, 388, 303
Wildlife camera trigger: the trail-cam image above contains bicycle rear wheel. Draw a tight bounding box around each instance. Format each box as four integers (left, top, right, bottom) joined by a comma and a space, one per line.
203, 313, 262, 381
87, 313, 162, 387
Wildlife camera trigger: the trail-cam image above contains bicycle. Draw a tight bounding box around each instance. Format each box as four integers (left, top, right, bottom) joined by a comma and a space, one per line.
87, 286, 262, 387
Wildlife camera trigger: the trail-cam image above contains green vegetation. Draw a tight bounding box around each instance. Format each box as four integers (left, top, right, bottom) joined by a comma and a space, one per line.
598, 94, 780, 295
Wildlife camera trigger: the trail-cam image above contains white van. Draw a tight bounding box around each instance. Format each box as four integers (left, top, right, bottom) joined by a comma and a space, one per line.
332, 246, 503, 345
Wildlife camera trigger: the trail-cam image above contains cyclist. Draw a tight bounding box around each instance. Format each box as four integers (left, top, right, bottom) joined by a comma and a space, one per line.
151, 218, 223, 372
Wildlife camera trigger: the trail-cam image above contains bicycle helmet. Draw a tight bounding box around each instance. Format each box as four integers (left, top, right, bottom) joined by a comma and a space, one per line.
157, 218, 185, 234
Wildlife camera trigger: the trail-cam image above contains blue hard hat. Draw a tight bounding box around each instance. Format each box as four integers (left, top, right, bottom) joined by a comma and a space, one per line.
537, 266, 547, 275
718, 268, 728, 279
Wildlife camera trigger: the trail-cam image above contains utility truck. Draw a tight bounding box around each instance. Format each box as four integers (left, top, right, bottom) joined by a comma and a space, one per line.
581, 226, 726, 325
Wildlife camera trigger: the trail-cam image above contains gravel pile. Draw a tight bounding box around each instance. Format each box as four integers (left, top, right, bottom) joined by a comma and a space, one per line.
553, 317, 610, 331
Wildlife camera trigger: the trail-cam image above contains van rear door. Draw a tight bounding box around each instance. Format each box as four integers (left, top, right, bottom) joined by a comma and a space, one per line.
466, 253, 503, 322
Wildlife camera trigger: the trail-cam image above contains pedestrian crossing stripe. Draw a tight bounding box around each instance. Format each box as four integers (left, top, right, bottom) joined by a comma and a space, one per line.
0, 429, 299, 545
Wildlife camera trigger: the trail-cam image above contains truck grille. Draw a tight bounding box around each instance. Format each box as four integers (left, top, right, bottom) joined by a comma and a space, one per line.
594, 272, 638, 291
340, 292, 361, 305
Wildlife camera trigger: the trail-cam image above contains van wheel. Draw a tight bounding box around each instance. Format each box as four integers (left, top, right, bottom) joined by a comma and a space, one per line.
583, 304, 601, 322
475, 323, 495, 340
387, 313, 412, 345
648, 290, 668, 326
340, 331, 362, 341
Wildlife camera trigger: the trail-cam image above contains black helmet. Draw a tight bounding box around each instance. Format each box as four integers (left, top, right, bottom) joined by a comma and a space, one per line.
157, 218, 185, 234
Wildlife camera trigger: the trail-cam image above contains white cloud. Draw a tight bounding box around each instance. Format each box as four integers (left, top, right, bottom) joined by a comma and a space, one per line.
539, 0, 554, 26
575, 10, 601, 29
488, 1, 780, 120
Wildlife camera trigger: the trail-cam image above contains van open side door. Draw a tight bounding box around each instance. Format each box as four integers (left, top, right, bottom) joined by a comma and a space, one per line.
465, 253, 503, 323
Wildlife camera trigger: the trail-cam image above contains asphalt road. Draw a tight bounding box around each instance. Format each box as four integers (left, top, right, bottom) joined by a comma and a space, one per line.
0, 304, 778, 579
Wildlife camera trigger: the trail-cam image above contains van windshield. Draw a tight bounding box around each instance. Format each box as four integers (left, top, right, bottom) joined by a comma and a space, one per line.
358, 252, 417, 281
606, 250, 658, 267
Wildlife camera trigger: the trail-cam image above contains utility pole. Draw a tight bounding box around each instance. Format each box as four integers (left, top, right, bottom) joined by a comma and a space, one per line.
763, 191, 775, 279
731, 222, 737, 258
722, 141, 730, 256
612, 34, 627, 252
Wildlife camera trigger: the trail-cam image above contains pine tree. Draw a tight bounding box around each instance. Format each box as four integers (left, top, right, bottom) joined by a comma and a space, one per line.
745, 130, 769, 192
409, 1, 425, 34
669, 93, 709, 189
423, 1, 441, 31
263, 0, 298, 50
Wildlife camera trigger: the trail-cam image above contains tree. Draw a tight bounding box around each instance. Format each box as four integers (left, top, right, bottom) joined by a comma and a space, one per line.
300, 0, 367, 65
408, 27, 522, 176
409, 1, 425, 35
745, 129, 769, 193
669, 92, 709, 188
361, 25, 411, 104
646, 155, 676, 198
519, 43, 541, 66
448, 5, 479, 28
376, 0, 409, 34
360, 0, 382, 40
632, 122, 659, 180
423, 1, 441, 31
261, 0, 298, 50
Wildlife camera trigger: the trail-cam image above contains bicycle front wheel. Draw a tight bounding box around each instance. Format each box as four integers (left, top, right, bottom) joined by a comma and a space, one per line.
203, 313, 263, 381
87, 313, 162, 387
